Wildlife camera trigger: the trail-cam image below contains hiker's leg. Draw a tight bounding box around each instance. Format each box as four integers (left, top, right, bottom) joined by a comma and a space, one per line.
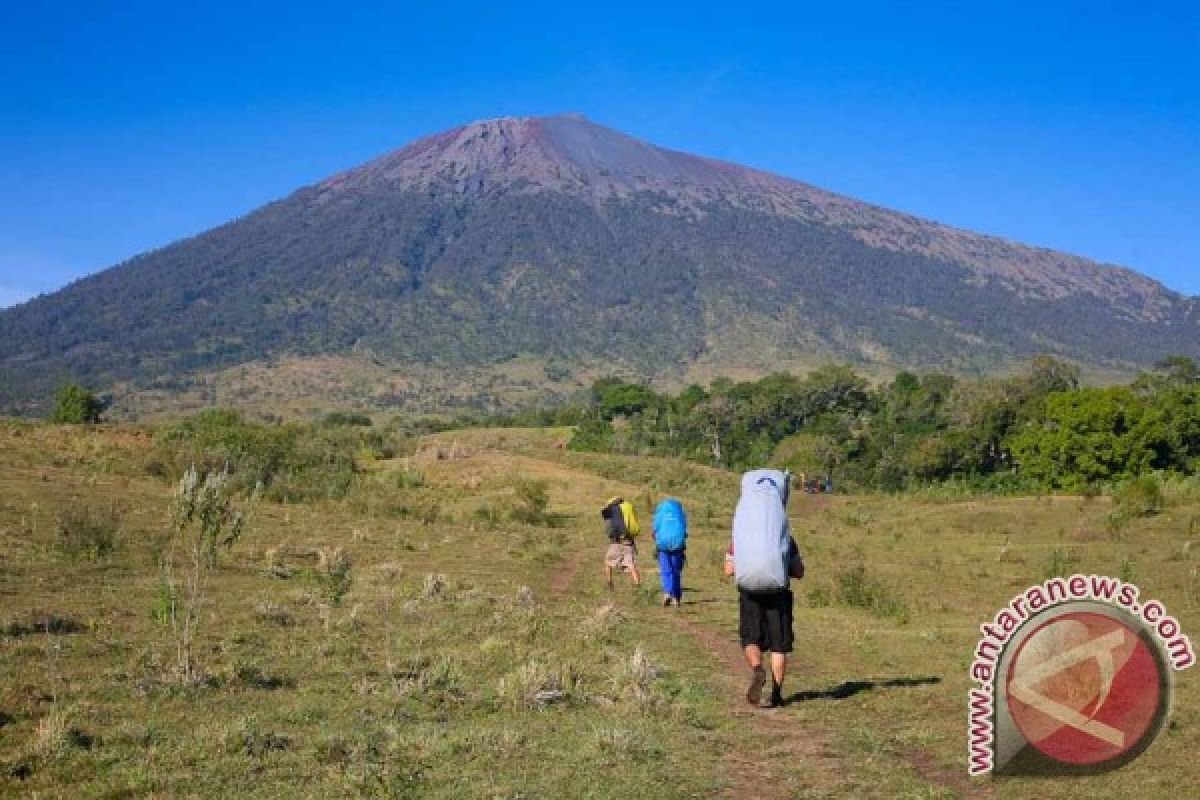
743, 644, 766, 705
629, 564, 641, 586
670, 552, 684, 601
770, 652, 786, 688
657, 550, 673, 599
740, 591, 769, 705
767, 591, 793, 706
743, 644, 763, 670
605, 564, 614, 589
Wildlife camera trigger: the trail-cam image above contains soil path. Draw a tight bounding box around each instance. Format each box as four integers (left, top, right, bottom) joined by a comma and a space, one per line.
535, 448, 986, 798
671, 612, 848, 798
543, 508, 846, 796
549, 538, 586, 597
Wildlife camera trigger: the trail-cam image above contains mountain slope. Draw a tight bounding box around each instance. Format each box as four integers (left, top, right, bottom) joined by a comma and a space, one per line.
2, 114, 1197, 416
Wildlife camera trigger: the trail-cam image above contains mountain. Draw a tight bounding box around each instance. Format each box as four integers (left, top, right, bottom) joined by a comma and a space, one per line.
2, 114, 1197, 417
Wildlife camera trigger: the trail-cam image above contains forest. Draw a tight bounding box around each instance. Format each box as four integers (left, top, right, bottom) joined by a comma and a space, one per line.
484, 355, 1200, 493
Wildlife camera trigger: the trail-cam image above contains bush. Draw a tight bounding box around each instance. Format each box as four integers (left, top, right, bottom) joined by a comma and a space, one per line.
321, 411, 372, 427
395, 467, 426, 489
314, 547, 353, 606
49, 383, 102, 424
496, 660, 580, 709
55, 504, 121, 559
161, 466, 247, 684
510, 479, 551, 525
1114, 475, 1164, 517
1041, 547, 1077, 581
833, 563, 909, 621
1161, 473, 1200, 506
156, 410, 377, 502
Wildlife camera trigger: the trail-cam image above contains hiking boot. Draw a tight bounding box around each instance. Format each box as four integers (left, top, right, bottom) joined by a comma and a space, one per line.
662, 594, 672, 607
769, 686, 784, 708
746, 666, 766, 707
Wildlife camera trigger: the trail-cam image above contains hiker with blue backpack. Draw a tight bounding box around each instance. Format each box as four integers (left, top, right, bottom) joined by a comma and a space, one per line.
652, 497, 688, 607
724, 469, 805, 708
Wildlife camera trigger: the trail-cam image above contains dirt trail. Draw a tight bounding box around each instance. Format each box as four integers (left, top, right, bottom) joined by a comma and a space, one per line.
537, 486, 846, 795
671, 612, 849, 797
528, 446, 985, 798
549, 539, 586, 597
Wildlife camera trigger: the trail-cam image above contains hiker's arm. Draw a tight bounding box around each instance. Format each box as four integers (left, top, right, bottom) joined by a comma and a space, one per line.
787, 536, 805, 580
723, 544, 734, 578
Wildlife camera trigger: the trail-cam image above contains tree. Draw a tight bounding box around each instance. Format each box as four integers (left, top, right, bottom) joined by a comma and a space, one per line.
592, 379, 658, 419
1006, 387, 1155, 489
1022, 355, 1080, 396
1154, 355, 1199, 386
49, 383, 102, 424
695, 396, 734, 464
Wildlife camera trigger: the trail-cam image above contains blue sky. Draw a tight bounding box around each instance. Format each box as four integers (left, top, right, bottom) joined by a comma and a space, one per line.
2, 1, 1197, 308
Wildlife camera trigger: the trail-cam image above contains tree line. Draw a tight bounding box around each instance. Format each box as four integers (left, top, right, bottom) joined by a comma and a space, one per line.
517, 355, 1200, 492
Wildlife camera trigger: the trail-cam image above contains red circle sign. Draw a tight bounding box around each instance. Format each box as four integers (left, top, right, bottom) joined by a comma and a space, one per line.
1005, 611, 1164, 766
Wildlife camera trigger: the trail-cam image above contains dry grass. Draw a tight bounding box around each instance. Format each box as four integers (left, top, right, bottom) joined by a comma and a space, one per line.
1, 420, 1198, 799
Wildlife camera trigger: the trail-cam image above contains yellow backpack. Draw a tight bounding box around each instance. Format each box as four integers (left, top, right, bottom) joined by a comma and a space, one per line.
619, 500, 640, 536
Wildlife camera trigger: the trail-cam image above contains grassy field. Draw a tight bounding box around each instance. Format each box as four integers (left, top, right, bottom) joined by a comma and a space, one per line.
1, 421, 1197, 798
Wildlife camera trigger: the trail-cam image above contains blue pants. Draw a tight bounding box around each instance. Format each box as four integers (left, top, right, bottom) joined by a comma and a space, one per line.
658, 550, 685, 600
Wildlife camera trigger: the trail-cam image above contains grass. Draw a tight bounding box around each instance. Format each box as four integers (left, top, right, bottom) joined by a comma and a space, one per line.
0, 419, 1198, 798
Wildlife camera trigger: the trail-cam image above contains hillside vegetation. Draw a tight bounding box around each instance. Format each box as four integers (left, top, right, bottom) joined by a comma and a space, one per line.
463, 355, 1199, 498
1, 416, 1197, 797
3, 115, 1196, 417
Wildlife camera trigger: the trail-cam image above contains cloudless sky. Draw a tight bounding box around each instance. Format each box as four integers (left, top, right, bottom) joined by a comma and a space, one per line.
2, 1, 1197, 308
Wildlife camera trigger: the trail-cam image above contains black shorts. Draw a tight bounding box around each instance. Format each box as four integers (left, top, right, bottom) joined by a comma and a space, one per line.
738, 589, 794, 653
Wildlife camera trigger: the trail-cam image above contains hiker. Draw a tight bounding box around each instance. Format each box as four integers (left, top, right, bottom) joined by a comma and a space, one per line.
724, 469, 805, 708
652, 497, 688, 607
600, 496, 641, 589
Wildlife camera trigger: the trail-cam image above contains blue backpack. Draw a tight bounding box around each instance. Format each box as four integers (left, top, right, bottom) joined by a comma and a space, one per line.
653, 498, 687, 552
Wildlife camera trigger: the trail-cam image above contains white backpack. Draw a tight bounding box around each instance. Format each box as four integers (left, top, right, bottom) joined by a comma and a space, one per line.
732, 469, 792, 592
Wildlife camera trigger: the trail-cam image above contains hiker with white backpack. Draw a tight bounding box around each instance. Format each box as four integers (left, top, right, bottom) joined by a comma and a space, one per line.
724, 469, 805, 708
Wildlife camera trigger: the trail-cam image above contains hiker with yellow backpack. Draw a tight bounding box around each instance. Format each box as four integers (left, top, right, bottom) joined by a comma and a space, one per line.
600, 496, 642, 589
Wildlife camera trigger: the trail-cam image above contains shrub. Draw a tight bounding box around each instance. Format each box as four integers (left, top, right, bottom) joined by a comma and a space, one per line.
389, 654, 465, 707
496, 660, 580, 710
54, 504, 120, 560
1, 611, 84, 637
321, 411, 373, 427
49, 383, 102, 424
806, 583, 833, 608
221, 718, 293, 756
510, 479, 551, 525
35, 710, 94, 757
253, 601, 296, 627
422, 573, 447, 599
1114, 475, 1164, 518
156, 411, 377, 502
472, 503, 505, 528
394, 467, 426, 489
581, 603, 625, 641
1161, 473, 1200, 506
610, 647, 662, 706
1119, 557, 1137, 584
833, 563, 909, 621
160, 466, 246, 684
314, 547, 353, 606
229, 660, 294, 690
1041, 547, 1077, 581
